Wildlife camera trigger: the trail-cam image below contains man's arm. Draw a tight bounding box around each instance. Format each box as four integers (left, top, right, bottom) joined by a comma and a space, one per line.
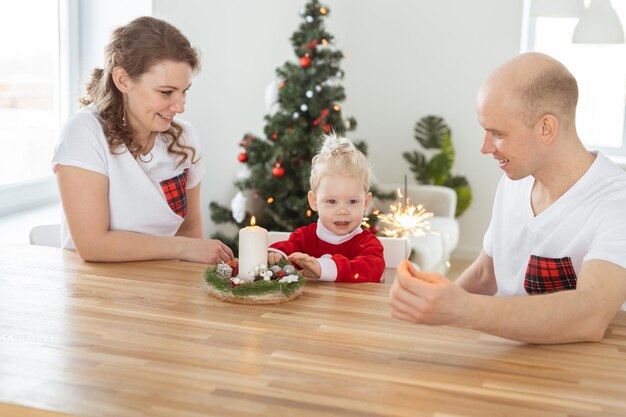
465, 259, 626, 343
390, 259, 626, 344
454, 250, 497, 295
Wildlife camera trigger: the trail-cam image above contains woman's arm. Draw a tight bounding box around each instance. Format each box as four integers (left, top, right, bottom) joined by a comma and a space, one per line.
56, 165, 232, 263
176, 183, 203, 238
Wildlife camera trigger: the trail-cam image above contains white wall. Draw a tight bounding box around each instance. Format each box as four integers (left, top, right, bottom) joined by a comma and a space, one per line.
78, 0, 152, 88
153, 0, 524, 259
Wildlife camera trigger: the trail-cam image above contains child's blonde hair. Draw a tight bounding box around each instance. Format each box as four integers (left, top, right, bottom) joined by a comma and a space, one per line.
310, 133, 371, 193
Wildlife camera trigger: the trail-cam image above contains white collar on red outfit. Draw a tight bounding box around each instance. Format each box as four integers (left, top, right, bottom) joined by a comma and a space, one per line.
316, 219, 363, 245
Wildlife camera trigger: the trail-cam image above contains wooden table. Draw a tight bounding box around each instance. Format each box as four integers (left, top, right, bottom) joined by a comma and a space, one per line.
1, 243, 625, 417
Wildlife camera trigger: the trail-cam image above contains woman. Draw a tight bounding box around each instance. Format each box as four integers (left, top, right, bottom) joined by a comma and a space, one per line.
53, 16, 233, 263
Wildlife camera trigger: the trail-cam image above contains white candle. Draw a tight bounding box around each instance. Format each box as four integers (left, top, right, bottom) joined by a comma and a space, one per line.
238, 216, 268, 281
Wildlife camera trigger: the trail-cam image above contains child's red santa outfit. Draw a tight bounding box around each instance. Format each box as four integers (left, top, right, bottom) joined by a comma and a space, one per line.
269, 220, 385, 283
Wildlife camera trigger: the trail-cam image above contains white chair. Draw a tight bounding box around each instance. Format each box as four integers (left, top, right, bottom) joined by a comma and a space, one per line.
373, 184, 460, 274
29, 224, 61, 247
378, 236, 411, 284
267, 231, 410, 284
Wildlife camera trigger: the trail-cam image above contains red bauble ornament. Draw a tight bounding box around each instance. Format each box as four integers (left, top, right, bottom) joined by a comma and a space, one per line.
272, 163, 285, 178
227, 259, 239, 277
370, 226, 380, 235
323, 123, 331, 133
238, 152, 248, 163
299, 56, 312, 68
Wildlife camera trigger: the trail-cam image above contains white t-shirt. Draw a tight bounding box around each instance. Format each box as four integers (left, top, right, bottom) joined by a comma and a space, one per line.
484, 152, 626, 308
52, 104, 205, 249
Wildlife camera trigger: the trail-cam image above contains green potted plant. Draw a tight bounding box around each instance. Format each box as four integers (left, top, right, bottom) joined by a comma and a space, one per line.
402, 115, 472, 217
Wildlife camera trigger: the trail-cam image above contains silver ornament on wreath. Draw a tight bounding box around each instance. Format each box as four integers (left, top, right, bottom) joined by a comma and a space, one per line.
216, 263, 233, 279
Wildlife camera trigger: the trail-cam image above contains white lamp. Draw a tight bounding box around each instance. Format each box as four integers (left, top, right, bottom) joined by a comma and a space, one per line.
531, 0, 585, 17
573, 0, 625, 44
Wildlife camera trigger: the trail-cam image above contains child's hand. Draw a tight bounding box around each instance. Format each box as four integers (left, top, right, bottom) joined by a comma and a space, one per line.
288, 252, 321, 279
268, 251, 284, 266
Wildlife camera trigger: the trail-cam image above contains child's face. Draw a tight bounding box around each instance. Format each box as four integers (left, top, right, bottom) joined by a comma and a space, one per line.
308, 175, 372, 236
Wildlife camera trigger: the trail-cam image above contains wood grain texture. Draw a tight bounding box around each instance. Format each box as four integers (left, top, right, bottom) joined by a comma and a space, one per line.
1, 243, 625, 417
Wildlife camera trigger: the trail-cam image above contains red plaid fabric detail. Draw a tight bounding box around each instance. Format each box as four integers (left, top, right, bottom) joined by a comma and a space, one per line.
160, 168, 189, 218
524, 255, 577, 295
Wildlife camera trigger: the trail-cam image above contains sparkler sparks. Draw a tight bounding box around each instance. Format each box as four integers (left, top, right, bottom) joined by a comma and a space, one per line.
377, 189, 433, 238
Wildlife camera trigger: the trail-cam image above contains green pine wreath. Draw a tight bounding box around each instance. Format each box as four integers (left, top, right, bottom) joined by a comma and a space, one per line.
204, 262, 306, 304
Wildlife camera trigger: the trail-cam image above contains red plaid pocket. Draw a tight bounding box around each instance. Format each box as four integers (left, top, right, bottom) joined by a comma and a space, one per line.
524, 255, 577, 295
160, 168, 189, 218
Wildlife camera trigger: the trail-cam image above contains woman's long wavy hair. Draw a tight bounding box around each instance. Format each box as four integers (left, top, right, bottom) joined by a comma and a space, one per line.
79, 16, 201, 167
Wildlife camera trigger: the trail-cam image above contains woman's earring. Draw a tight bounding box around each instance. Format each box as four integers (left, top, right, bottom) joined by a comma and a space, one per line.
122, 116, 127, 127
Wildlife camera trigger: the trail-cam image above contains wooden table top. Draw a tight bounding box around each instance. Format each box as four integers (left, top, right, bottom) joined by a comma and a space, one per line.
1, 243, 625, 417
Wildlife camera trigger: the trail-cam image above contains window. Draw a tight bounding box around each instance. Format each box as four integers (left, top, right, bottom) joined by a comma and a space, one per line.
0, 1, 59, 186
0, 0, 77, 215
524, 0, 626, 160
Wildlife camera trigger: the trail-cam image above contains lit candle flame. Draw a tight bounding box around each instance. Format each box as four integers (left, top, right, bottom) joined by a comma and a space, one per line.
377, 190, 433, 238
250, 216, 256, 226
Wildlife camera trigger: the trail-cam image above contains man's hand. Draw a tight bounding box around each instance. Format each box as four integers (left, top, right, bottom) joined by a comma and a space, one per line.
389, 260, 468, 327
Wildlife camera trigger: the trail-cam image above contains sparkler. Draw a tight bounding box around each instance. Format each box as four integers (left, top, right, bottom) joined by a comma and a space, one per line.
377, 176, 433, 238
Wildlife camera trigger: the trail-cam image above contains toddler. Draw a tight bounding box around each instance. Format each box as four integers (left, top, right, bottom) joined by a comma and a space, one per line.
268, 134, 385, 282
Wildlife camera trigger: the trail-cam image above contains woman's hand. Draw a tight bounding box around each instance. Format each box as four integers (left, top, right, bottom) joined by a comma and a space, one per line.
181, 238, 234, 264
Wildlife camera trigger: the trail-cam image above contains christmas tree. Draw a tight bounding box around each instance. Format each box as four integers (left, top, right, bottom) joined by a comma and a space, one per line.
210, 0, 390, 251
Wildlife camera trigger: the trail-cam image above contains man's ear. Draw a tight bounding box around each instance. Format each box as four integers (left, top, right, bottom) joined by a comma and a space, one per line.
111, 66, 132, 93
307, 190, 318, 212
538, 114, 559, 145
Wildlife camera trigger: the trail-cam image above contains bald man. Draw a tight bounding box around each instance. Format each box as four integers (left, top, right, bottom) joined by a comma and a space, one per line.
389, 52, 626, 344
